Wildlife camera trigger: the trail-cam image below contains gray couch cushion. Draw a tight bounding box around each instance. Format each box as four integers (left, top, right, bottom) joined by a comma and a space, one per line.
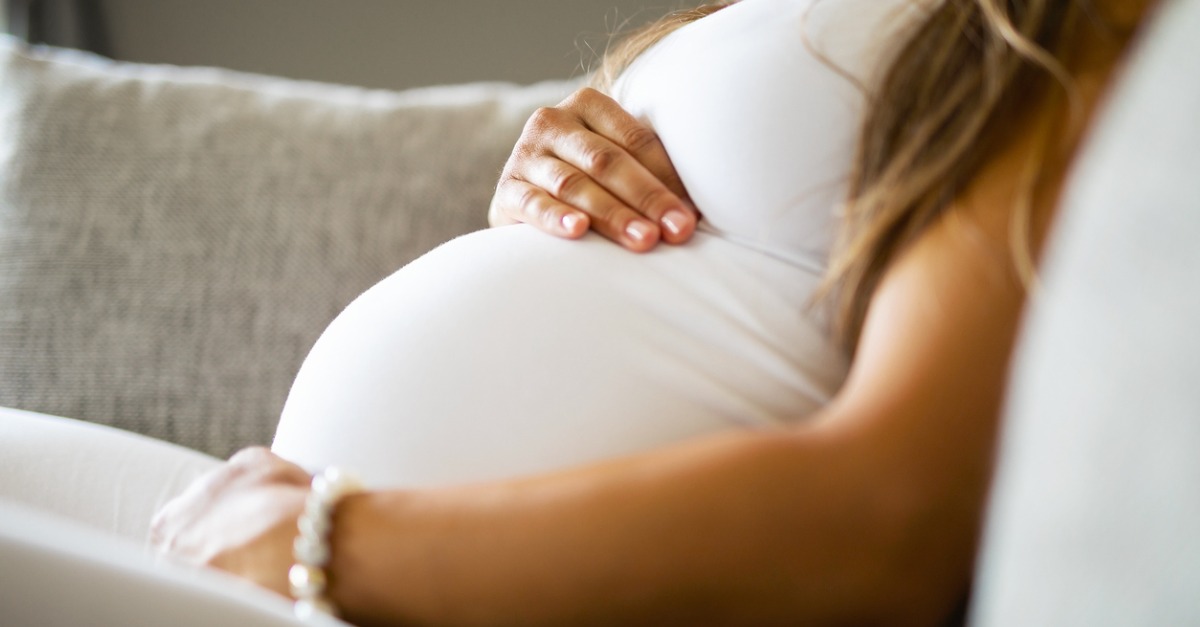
971, 0, 1200, 623
0, 36, 571, 457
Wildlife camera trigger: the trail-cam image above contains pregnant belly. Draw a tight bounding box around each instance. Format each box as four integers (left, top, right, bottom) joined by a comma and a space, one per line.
272, 225, 847, 488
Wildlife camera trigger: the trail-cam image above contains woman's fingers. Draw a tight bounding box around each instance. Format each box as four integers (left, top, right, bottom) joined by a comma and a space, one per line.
546, 126, 688, 246
518, 157, 666, 250
491, 87, 697, 250
561, 88, 698, 243
149, 447, 311, 597
492, 179, 591, 239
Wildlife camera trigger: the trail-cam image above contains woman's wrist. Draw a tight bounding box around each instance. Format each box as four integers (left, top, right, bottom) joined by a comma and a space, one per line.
326, 486, 541, 626
326, 489, 441, 626
289, 467, 364, 619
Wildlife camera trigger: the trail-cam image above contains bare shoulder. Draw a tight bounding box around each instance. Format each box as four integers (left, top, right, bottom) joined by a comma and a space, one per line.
817, 44, 1131, 487
832, 124, 1057, 433
833, 39, 1130, 426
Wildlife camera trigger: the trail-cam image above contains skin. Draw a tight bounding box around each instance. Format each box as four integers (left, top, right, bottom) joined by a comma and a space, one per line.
488, 87, 700, 252
152, 2, 1155, 624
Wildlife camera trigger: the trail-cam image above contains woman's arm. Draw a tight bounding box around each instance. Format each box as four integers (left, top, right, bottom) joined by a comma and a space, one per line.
324, 95, 1090, 625
332, 428, 970, 627
152, 115, 1070, 627
329, 188, 1033, 627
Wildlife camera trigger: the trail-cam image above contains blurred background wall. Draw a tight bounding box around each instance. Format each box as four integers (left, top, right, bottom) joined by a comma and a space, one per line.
5, 0, 707, 89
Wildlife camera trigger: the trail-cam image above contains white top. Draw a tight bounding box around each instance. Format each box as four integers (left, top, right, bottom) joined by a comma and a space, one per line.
272, 0, 925, 488
614, 0, 923, 272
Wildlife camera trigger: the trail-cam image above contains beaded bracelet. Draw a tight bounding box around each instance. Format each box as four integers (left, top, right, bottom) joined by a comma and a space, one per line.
289, 466, 363, 620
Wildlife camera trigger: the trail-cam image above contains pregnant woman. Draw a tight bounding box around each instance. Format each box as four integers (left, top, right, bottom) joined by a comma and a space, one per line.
269, 0, 879, 489
152, 0, 1158, 624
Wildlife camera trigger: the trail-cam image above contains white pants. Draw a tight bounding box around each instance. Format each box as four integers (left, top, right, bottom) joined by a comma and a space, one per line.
0, 407, 345, 626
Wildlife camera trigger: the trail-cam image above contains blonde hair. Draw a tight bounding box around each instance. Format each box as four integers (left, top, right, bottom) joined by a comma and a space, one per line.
590, 2, 735, 91
827, 0, 1094, 352
595, 0, 1113, 352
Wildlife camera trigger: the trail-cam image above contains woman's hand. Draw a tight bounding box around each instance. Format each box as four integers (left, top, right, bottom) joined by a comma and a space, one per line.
489, 87, 699, 252
150, 447, 310, 598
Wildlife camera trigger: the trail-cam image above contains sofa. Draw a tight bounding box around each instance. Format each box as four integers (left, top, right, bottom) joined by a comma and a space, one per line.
0, 35, 574, 459
1, 0, 1198, 622
0, 32, 579, 626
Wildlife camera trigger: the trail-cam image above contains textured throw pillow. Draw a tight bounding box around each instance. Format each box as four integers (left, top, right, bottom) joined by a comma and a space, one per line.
0, 36, 572, 457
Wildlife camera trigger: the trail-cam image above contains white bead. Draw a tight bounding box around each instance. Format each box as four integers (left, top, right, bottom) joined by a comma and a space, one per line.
298, 510, 331, 539
304, 493, 325, 519
289, 466, 361, 619
294, 533, 330, 567
311, 474, 334, 499
294, 598, 336, 620
314, 466, 363, 501
288, 563, 326, 598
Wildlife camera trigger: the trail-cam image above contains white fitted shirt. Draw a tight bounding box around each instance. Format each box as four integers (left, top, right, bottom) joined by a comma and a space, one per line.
272, 0, 924, 488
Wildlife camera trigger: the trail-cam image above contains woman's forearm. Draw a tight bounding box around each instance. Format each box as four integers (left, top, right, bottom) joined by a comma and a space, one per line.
328, 417, 979, 627
323, 147, 1041, 625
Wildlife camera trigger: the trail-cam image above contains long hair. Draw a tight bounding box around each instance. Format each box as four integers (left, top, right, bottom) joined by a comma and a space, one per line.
826, 0, 1097, 353
593, 0, 1127, 352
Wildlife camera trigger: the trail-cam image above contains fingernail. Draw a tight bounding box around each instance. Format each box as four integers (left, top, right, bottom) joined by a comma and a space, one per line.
625, 220, 653, 242
661, 209, 691, 236
561, 213, 584, 234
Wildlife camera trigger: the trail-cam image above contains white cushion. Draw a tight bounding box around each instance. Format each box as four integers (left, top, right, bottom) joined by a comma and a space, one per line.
0, 497, 347, 626
0, 406, 218, 542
